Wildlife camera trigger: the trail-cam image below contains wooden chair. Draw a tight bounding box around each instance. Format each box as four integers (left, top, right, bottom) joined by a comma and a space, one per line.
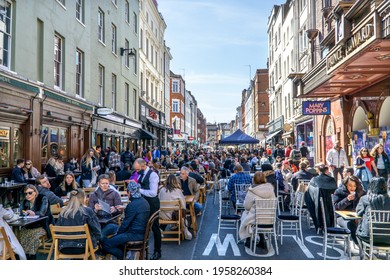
115, 181, 126, 191
159, 199, 184, 244
51, 203, 63, 220
123, 210, 160, 260
48, 224, 97, 260
199, 185, 206, 204
0, 226, 16, 260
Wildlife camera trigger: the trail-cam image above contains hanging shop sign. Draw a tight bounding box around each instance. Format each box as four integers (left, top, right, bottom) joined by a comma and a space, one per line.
302, 101, 331, 115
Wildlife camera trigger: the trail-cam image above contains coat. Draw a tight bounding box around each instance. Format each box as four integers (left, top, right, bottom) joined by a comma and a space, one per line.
304, 173, 337, 231
239, 183, 275, 240
158, 187, 186, 220
176, 176, 199, 201
88, 187, 122, 219
356, 195, 390, 243
0, 205, 27, 259
333, 184, 365, 211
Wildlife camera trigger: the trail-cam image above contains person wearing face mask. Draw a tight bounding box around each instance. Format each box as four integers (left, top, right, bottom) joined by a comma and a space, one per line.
64, 157, 79, 173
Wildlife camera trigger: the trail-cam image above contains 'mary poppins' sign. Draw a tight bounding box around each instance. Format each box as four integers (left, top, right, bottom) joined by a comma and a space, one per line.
302, 101, 331, 115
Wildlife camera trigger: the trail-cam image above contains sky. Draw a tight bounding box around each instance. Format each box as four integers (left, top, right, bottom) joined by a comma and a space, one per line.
158, 0, 283, 124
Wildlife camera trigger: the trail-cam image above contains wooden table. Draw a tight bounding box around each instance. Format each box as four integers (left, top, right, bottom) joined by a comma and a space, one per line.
185, 195, 197, 237
335, 210, 361, 220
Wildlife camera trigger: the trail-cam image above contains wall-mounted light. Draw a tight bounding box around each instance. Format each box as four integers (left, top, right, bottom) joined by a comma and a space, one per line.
47, 111, 52, 116
120, 47, 136, 56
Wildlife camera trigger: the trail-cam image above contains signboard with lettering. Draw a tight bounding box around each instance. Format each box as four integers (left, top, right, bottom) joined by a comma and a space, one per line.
0, 128, 9, 139
302, 101, 331, 115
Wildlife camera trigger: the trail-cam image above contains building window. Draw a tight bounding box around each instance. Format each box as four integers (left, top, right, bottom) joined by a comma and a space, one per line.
125, 83, 130, 116
0, 1, 12, 68
146, 38, 149, 59
172, 100, 179, 113
0, 127, 23, 168
133, 89, 137, 119
111, 24, 117, 54
140, 29, 143, 51
76, 0, 84, 23
172, 81, 179, 93
98, 8, 105, 43
98, 64, 104, 105
133, 12, 137, 34
54, 34, 63, 89
112, 74, 117, 110
125, 1, 130, 23
151, 45, 154, 64
76, 49, 83, 97
41, 127, 67, 160
124, 39, 129, 68
146, 78, 149, 97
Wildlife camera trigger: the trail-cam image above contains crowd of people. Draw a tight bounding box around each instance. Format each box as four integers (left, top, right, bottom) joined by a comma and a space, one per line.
1, 141, 389, 260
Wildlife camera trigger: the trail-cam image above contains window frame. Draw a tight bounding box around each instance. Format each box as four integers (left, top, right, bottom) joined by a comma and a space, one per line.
111, 73, 117, 111
76, 0, 84, 24
0, 1, 12, 68
98, 8, 105, 43
75, 48, 84, 97
111, 23, 117, 55
54, 33, 64, 89
98, 64, 105, 106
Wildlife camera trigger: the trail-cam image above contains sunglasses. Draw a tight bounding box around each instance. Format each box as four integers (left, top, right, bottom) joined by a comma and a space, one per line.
26, 163, 32, 165
363, 150, 368, 152
24, 191, 34, 195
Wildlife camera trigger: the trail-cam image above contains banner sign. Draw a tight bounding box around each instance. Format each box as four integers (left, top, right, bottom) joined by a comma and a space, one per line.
302, 101, 331, 115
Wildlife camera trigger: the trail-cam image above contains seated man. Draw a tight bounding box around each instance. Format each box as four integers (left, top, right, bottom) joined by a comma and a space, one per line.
291, 162, 315, 191
11, 159, 26, 183
36, 175, 64, 207
101, 181, 150, 260
88, 174, 123, 238
176, 167, 202, 215
227, 164, 252, 208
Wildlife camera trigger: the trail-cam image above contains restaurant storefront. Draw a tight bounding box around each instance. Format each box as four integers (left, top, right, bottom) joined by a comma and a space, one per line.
297, 0, 390, 164
0, 71, 94, 176
140, 100, 167, 148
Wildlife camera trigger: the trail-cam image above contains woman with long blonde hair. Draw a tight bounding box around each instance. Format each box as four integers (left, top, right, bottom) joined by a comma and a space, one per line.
80, 148, 99, 188
56, 189, 101, 255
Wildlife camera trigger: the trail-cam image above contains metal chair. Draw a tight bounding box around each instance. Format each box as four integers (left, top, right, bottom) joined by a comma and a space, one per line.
249, 198, 279, 256
359, 210, 390, 260
278, 190, 305, 245
234, 183, 251, 214
217, 188, 241, 241
319, 197, 351, 259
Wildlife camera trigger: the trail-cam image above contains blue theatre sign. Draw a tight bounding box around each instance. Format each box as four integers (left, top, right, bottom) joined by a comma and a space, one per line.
302, 101, 331, 115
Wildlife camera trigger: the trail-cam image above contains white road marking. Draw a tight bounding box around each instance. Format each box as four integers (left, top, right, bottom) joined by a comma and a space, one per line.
202, 233, 241, 256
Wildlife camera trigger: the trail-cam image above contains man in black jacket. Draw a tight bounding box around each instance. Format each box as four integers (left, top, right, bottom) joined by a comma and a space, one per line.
11, 159, 26, 183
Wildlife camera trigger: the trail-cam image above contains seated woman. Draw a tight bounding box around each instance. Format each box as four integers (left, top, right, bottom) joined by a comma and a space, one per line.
239, 171, 275, 253
19, 185, 53, 259
23, 160, 41, 180
333, 175, 365, 245
158, 174, 192, 240
0, 204, 26, 260
54, 171, 79, 197
55, 189, 101, 255
356, 177, 390, 245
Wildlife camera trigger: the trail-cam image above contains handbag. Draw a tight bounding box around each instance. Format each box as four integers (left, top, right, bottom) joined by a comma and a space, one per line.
171, 209, 186, 221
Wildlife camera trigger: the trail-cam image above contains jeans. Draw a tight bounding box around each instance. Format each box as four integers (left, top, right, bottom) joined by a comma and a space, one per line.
101, 223, 118, 238
101, 232, 143, 260
194, 202, 202, 215
82, 179, 91, 188
337, 216, 358, 244
332, 167, 344, 182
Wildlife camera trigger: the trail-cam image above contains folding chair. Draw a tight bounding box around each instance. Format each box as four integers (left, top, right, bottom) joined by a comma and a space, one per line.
48, 224, 97, 260
359, 210, 390, 260
0, 227, 16, 260
159, 199, 184, 244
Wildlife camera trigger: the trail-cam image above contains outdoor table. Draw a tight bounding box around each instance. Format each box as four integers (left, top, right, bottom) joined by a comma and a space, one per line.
335, 210, 361, 220
185, 195, 197, 237
8, 215, 48, 239
0, 182, 27, 206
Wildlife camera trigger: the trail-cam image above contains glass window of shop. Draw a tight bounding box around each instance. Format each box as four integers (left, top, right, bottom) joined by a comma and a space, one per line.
0, 126, 23, 168
296, 122, 314, 157
41, 126, 68, 160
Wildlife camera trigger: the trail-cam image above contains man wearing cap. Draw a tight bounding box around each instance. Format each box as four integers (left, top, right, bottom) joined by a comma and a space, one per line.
101, 181, 150, 260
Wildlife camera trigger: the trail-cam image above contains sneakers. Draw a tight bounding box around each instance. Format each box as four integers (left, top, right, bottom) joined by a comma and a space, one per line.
184, 227, 192, 240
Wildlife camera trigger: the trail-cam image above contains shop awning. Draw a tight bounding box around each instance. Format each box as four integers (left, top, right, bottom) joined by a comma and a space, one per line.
132, 128, 157, 140
167, 136, 175, 143
147, 119, 166, 130
266, 129, 282, 142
